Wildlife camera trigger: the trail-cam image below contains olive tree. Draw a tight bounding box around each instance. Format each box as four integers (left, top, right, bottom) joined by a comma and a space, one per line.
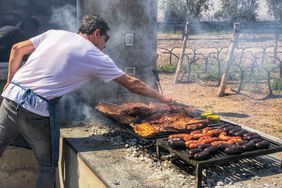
160, 0, 210, 24
266, 0, 282, 22
214, 0, 259, 22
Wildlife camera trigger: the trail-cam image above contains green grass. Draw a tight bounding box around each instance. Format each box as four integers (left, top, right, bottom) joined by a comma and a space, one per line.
250, 86, 263, 94
157, 64, 177, 73
203, 71, 219, 81
271, 78, 282, 91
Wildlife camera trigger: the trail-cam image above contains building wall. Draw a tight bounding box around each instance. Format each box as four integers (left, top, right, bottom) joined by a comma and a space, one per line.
74, 0, 158, 103
81, 0, 157, 79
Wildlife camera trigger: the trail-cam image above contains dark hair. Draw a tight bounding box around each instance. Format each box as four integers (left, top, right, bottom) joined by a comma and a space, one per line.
78, 14, 110, 35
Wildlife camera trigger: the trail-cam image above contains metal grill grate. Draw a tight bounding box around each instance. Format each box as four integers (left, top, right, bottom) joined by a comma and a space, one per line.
156, 121, 282, 188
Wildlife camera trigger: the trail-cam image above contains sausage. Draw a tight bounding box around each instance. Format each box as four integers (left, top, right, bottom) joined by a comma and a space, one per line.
221, 125, 236, 132
191, 133, 207, 139
188, 138, 218, 149
193, 150, 210, 160
211, 141, 229, 146
242, 132, 252, 137
169, 133, 190, 139
168, 138, 186, 149
218, 143, 231, 150
199, 136, 212, 141
188, 141, 206, 149
228, 127, 242, 135
249, 138, 264, 144
207, 129, 222, 137
185, 140, 200, 148
187, 148, 203, 158
224, 145, 242, 155
255, 140, 269, 149
197, 143, 212, 150
190, 130, 201, 135
211, 141, 230, 150
243, 134, 261, 141
203, 145, 218, 154
242, 133, 261, 140
241, 142, 256, 151
168, 134, 192, 141
202, 127, 211, 134
234, 130, 248, 136
219, 132, 242, 141
227, 138, 243, 144
201, 137, 218, 144
219, 131, 227, 138
182, 135, 193, 141
236, 140, 248, 146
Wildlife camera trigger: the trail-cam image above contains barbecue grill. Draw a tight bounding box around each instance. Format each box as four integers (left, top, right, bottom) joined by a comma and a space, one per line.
156, 120, 282, 188
96, 103, 282, 188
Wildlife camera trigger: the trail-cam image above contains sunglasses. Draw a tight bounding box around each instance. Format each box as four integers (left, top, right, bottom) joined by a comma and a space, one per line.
103, 34, 110, 43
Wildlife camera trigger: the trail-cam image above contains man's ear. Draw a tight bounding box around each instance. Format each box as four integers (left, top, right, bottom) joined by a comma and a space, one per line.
93, 28, 101, 37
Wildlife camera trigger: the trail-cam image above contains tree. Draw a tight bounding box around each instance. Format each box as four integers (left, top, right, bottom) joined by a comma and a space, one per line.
160, 0, 210, 24
266, 0, 282, 22
266, 1, 282, 78
215, 0, 259, 22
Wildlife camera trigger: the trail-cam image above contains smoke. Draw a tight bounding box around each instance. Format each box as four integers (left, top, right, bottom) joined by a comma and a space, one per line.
50, 4, 77, 32
56, 1, 160, 123
57, 91, 95, 123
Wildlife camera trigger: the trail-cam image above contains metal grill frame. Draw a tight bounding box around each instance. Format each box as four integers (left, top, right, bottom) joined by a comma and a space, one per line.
98, 111, 223, 142
156, 120, 282, 188
97, 107, 282, 188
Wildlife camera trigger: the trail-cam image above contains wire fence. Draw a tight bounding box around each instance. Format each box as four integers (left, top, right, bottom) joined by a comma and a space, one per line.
156, 32, 282, 97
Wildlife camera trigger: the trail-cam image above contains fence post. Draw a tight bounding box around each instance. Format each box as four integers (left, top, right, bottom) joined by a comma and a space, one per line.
173, 21, 189, 84
217, 22, 240, 97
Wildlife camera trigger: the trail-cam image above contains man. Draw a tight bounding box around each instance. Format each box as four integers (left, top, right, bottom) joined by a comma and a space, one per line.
0, 17, 40, 62
0, 14, 172, 187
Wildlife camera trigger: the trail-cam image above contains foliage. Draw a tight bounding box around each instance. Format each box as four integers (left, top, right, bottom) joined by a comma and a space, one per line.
229, 68, 241, 81
214, 0, 259, 22
271, 78, 282, 90
160, 0, 210, 24
250, 85, 263, 94
266, 0, 282, 22
203, 71, 218, 81
157, 64, 177, 73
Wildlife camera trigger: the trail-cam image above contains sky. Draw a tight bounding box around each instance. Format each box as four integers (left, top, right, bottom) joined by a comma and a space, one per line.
158, 0, 273, 21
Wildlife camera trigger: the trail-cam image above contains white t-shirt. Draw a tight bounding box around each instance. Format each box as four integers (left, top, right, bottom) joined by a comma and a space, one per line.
2, 30, 124, 116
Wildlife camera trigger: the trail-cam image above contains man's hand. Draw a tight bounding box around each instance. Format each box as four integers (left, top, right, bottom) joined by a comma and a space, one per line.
158, 95, 173, 103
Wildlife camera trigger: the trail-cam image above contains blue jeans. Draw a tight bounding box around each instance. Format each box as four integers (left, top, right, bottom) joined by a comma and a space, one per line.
0, 98, 55, 188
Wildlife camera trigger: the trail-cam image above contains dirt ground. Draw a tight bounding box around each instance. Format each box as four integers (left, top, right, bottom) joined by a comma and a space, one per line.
159, 73, 282, 139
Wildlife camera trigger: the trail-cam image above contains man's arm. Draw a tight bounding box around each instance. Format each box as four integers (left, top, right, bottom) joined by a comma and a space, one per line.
114, 74, 172, 103
3, 40, 35, 91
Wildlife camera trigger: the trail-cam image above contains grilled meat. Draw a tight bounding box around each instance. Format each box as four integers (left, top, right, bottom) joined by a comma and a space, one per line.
96, 102, 208, 137
133, 122, 157, 137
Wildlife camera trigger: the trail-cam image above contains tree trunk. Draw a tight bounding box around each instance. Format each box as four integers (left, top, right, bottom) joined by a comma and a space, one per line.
173, 21, 189, 84
267, 70, 273, 96
217, 23, 240, 97
273, 33, 279, 77
280, 62, 282, 78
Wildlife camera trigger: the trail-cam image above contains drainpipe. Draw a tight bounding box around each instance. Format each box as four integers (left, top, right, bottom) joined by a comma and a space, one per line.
76, 0, 81, 30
